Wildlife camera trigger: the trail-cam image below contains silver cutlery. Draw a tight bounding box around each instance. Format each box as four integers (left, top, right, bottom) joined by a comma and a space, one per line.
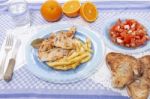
0, 33, 14, 79
4, 39, 21, 81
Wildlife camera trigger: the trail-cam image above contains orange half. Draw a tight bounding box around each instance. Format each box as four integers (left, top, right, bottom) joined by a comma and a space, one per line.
80, 2, 98, 22
62, 0, 80, 17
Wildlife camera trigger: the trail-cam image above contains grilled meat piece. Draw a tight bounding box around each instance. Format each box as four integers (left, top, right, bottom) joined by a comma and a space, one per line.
38, 48, 71, 62
106, 52, 141, 88
127, 77, 149, 99
127, 55, 150, 99
38, 27, 76, 62
53, 27, 76, 49
139, 55, 150, 85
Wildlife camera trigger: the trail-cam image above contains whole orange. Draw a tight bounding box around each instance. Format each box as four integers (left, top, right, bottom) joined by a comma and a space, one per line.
40, 0, 62, 22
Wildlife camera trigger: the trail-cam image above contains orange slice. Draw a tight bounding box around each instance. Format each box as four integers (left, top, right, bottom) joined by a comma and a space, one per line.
80, 2, 98, 22
62, 0, 80, 17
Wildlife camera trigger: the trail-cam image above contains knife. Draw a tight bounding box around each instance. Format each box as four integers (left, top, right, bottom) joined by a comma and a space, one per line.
4, 39, 21, 82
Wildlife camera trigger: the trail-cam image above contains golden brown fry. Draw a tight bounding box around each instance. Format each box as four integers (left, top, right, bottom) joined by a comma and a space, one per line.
77, 39, 83, 48
49, 62, 80, 71
46, 52, 89, 67
83, 42, 88, 50
74, 39, 80, 52
81, 54, 91, 63
52, 65, 73, 71
83, 44, 92, 53
47, 61, 69, 66
86, 49, 93, 53
70, 52, 89, 63
70, 62, 80, 69
67, 52, 81, 60
86, 38, 91, 48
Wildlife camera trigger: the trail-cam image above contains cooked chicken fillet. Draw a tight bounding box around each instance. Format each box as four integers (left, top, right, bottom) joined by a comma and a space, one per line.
53, 27, 76, 49
106, 52, 141, 88
39, 39, 54, 52
38, 48, 71, 62
66, 26, 76, 38
127, 77, 149, 99
38, 27, 76, 62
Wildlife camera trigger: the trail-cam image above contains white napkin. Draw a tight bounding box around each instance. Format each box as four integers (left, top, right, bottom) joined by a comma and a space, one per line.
0, 26, 37, 75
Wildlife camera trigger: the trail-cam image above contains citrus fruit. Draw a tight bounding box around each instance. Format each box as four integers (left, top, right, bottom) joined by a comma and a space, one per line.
80, 2, 98, 22
62, 0, 80, 17
40, 0, 62, 22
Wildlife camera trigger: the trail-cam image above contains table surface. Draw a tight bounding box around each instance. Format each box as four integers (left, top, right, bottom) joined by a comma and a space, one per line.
0, 1, 150, 99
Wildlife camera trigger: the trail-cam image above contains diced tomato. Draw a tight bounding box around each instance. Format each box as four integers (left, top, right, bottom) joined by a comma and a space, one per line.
110, 25, 119, 32
126, 19, 133, 26
120, 31, 127, 37
135, 40, 144, 46
110, 25, 116, 31
116, 19, 121, 24
109, 19, 149, 48
124, 34, 133, 44
141, 36, 147, 42
135, 36, 140, 39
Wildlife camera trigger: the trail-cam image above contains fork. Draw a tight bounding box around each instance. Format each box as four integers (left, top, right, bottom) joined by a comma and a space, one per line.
0, 33, 14, 79
4, 39, 21, 81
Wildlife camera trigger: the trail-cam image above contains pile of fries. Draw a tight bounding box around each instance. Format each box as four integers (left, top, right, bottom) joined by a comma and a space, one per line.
46, 38, 93, 70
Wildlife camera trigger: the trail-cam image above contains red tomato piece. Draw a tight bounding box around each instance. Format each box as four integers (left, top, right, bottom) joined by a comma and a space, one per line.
109, 19, 149, 48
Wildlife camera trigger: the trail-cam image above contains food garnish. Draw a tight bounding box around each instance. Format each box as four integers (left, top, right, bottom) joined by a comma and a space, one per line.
31, 38, 44, 49
109, 19, 149, 48
31, 27, 93, 70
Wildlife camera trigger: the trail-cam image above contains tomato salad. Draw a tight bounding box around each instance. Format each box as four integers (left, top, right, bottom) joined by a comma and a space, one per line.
109, 19, 149, 48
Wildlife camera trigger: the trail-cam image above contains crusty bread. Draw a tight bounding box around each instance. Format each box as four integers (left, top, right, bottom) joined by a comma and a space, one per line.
127, 77, 149, 99
127, 56, 150, 99
106, 52, 150, 99
106, 52, 141, 88
139, 55, 150, 85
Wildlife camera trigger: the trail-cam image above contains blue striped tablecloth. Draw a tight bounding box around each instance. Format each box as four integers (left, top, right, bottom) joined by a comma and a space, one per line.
0, 1, 150, 99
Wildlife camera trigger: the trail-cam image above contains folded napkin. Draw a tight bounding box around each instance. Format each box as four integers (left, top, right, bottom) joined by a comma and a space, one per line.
0, 27, 37, 73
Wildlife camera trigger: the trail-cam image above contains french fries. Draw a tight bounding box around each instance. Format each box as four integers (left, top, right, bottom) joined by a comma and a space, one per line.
86, 38, 91, 48
81, 54, 91, 63
46, 38, 93, 70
